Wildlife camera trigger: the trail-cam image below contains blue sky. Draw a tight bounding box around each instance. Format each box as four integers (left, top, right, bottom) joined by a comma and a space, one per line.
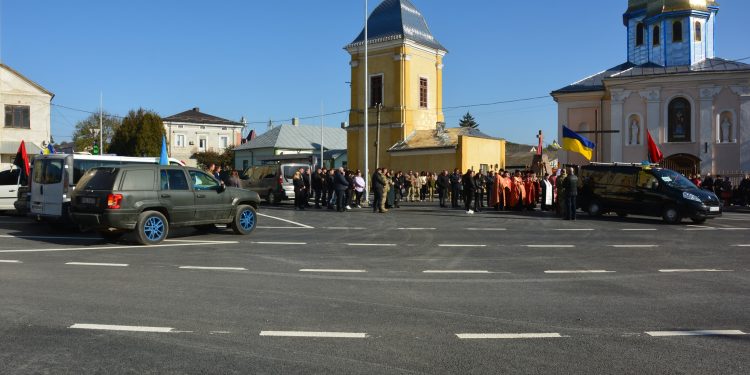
1, 0, 748, 145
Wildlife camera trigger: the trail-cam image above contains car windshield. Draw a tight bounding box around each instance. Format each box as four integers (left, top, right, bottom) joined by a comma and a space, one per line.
654, 169, 696, 191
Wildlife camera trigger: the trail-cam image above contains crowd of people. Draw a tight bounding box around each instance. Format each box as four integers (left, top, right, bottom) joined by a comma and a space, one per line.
280, 165, 582, 220
690, 173, 750, 207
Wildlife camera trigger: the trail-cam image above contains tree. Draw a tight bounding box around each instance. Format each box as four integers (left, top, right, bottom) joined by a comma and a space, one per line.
459, 112, 479, 129
72, 112, 121, 153
193, 147, 235, 170
108, 108, 166, 157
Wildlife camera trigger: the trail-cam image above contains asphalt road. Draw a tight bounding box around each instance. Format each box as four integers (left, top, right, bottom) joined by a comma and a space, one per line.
0, 204, 748, 374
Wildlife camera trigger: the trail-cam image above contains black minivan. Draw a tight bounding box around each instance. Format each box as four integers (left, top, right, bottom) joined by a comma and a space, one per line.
578, 164, 722, 224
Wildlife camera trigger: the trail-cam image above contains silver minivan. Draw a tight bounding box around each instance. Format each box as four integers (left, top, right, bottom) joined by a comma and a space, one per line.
240, 163, 310, 204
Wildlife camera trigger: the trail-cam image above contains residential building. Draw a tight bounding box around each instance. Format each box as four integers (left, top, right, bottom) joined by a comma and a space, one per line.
162, 107, 244, 167
344, 0, 506, 173
552, 0, 750, 175
0, 64, 52, 168
233, 119, 347, 171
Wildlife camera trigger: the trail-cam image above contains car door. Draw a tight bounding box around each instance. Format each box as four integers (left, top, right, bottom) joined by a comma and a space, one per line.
0, 169, 19, 210
159, 169, 195, 224
188, 170, 227, 221
633, 171, 663, 216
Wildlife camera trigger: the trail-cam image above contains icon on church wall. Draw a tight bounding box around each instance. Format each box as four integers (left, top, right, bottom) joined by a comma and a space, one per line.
628, 114, 641, 145
668, 98, 691, 142
719, 112, 733, 143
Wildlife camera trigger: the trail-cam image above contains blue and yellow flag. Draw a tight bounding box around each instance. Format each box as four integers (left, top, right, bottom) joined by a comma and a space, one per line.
562, 126, 595, 160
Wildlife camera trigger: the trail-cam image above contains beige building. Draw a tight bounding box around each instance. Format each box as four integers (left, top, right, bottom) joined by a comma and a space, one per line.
552, 0, 750, 175
0, 64, 52, 168
163, 108, 245, 167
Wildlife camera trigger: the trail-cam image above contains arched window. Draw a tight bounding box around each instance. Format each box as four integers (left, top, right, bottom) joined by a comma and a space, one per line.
636, 23, 645, 46
673, 21, 683, 42
668, 98, 691, 142
695, 21, 702, 42
653, 26, 660, 46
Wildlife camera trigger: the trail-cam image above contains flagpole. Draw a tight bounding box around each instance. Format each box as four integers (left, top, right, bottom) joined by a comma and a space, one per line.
363, 0, 369, 205
99, 92, 103, 153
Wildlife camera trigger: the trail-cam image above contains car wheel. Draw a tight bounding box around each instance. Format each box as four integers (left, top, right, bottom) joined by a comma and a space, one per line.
691, 217, 706, 224
587, 201, 602, 217
136, 211, 169, 245
231, 205, 257, 235
266, 191, 276, 205
662, 206, 682, 225
99, 230, 125, 242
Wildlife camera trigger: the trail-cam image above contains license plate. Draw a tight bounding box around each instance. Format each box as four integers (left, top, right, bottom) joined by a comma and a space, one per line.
709, 206, 720, 212
81, 197, 96, 205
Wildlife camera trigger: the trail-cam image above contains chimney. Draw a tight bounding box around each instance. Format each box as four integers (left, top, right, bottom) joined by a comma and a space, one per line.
192, 107, 200, 112
292, 118, 300, 126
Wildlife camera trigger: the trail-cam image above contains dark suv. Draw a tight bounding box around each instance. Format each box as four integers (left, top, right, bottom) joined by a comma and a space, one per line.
71, 165, 261, 245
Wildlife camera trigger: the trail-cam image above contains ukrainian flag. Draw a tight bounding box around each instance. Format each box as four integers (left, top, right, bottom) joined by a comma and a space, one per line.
562, 126, 595, 161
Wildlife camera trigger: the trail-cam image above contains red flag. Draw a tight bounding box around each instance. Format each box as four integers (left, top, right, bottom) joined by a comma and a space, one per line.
13, 141, 31, 178
646, 130, 663, 163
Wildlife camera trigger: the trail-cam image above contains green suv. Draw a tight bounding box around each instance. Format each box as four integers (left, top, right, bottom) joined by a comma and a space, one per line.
71, 165, 260, 245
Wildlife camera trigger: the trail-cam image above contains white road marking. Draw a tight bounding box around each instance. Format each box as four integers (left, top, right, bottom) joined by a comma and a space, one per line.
257, 226, 313, 230
209, 331, 232, 335
545, 270, 615, 274
438, 244, 487, 248
0, 242, 239, 253
718, 228, 750, 231
398, 227, 436, 230
259, 331, 368, 338
735, 245, 750, 247
423, 270, 491, 274
646, 330, 746, 337
0, 260, 21, 263
70, 324, 175, 333
66, 262, 128, 267
299, 269, 367, 273
610, 245, 659, 248
467, 228, 507, 231
525, 245, 575, 248
179, 266, 247, 271
658, 269, 733, 273
346, 243, 396, 247
251, 242, 307, 245
456, 333, 563, 339
257, 213, 314, 229
621, 229, 657, 231
164, 239, 240, 244
324, 227, 366, 230
554, 229, 594, 231
0, 234, 99, 241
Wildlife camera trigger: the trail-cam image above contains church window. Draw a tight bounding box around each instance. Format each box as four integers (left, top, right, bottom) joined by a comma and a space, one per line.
370, 75, 383, 108
636, 23, 645, 46
419, 78, 428, 109
668, 98, 691, 142
653, 26, 660, 46
673, 21, 683, 42
695, 22, 702, 42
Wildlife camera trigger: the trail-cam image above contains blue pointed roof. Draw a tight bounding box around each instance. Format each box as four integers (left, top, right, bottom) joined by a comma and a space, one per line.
347, 0, 446, 51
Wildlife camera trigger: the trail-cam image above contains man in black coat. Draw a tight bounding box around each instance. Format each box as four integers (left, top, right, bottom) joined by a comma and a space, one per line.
450, 169, 462, 209
372, 168, 386, 213
326, 169, 336, 209
462, 169, 476, 214
312, 168, 323, 209
565, 167, 579, 220
437, 170, 450, 208
303, 168, 312, 207
333, 167, 349, 212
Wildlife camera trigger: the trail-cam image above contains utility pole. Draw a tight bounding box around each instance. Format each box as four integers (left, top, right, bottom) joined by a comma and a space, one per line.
99, 92, 103, 154
363, 0, 370, 205
320, 101, 324, 169
376, 103, 382, 168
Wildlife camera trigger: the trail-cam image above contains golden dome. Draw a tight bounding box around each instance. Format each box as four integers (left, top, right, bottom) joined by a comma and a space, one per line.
628, 0, 718, 15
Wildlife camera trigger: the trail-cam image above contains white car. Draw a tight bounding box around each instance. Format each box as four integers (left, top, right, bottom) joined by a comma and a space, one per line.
0, 168, 24, 211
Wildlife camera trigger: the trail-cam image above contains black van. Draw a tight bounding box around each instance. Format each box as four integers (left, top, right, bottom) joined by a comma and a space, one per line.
578, 164, 722, 224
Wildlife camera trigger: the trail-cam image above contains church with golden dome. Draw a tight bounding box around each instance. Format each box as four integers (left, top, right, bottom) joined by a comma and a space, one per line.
552, 0, 750, 175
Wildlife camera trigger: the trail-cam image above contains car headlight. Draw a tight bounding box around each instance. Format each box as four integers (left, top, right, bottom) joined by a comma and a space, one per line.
683, 192, 702, 203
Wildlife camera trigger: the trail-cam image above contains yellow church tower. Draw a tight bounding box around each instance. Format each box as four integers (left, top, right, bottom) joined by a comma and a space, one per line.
345, 0, 505, 173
